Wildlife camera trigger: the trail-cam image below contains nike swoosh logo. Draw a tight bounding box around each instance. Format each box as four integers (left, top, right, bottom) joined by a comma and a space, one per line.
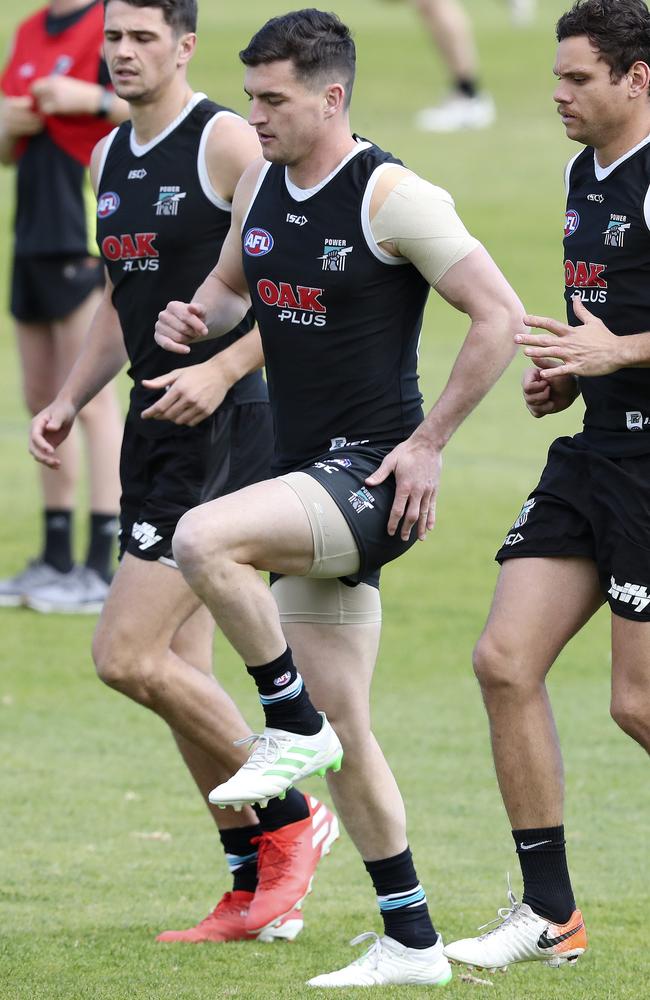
519, 839, 552, 850
537, 922, 584, 950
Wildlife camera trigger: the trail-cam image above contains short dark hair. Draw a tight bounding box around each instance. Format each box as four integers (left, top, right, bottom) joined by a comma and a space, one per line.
103, 0, 197, 35
239, 9, 356, 107
557, 0, 650, 80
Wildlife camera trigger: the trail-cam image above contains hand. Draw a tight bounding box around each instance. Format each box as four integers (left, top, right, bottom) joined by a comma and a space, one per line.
522, 361, 578, 418
365, 438, 442, 541
29, 400, 77, 468
517, 296, 623, 377
140, 362, 230, 426
31, 76, 101, 117
0, 96, 43, 138
154, 301, 209, 355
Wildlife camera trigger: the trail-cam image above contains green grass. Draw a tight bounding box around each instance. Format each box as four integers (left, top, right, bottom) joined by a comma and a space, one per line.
1, 1, 647, 998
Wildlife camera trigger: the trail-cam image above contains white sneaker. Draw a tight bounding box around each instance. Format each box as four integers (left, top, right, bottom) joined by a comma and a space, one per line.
307, 932, 452, 987
415, 93, 496, 132
444, 886, 587, 971
208, 713, 343, 809
0, 559, 67, 607
509, 0, 537, 27
25, 565, 110, 614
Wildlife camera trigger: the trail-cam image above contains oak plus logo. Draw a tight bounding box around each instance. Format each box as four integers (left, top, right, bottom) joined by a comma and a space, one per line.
256, 278, 326, 327
564, 258, 608, 304
101, 232, 159, 272
244, 228, 274, 256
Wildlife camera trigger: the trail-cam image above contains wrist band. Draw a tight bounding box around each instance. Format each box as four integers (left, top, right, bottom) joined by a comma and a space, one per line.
96, 88, 113, 119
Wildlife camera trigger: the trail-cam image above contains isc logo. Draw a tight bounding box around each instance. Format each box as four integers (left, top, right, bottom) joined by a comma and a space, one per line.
244, 227, 274, 256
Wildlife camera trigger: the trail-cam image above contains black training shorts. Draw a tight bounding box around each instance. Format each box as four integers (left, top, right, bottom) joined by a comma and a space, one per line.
298, 446, 419, 588
496, 435, 650, 621
119, 402, 273, 563
10, 255, 104, 323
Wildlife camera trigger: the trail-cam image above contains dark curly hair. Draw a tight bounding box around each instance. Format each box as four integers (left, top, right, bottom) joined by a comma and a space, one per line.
557, 0, 650, 80
239, 9, 356, 107
104, 0, 197, 35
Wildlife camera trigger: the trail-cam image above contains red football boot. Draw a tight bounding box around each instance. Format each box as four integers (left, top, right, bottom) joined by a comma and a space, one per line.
156, 890, 303, 943
246, 795, 339, 934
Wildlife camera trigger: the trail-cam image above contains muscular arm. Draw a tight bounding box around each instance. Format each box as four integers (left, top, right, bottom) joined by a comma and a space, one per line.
155, 157, 265, 353
366, 166, 523, 539
30, 75, 128, 124
141, 326, 265, 426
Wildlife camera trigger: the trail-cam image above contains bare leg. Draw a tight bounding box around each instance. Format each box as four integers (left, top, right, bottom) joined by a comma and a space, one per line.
411, 0, 478, 81
16, 319, 79, 510
611, 614, 650, 753
169, 601, 256, 829
473, 557, 603, 827
283, 619, 407, 862
173, 481, 315, 664
93, 554, 257, 773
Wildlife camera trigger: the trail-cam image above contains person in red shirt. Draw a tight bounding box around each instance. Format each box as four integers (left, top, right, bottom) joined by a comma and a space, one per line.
0, 0, 127, 612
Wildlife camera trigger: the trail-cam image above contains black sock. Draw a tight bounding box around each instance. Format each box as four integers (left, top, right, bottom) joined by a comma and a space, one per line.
364, 847, 438, 949
512, 825, 576, 924
86, 512, 118, 581
246, 647, 322, 735
43, 509, 73, 573
253, 788, 310, 832
219, 825, 260, 894
455, 77, 478, 99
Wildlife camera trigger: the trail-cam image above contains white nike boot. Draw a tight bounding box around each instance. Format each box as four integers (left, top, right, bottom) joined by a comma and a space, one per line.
307, 932, 452, 987
444, 885, 587, 971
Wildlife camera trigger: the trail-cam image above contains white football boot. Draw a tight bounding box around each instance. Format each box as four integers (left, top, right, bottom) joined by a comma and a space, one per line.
444, 884, 587, 971
208, 713, 343, 809
307, 932, 452, 988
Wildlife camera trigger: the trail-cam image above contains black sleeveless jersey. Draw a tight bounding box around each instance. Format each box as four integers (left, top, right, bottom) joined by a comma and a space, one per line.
564, 138, 650, 455
96, 94, 266, 433
242, 142, 429, 472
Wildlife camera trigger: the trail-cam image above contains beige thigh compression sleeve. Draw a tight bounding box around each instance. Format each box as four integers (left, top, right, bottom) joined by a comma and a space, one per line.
274, 472, 382, 624
278, 471, 360, 578
272, 575, 382, 625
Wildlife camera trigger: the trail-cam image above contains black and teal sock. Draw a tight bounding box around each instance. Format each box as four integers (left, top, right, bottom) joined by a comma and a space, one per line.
43, 508, 74, 573
219, 825, 260, 894
246, 646, 322, 735
86, 512, 118, 582
455, 77, 478, 99
512, 824, 576, 924
253, 789, 310, 832
365, 847, 438, 949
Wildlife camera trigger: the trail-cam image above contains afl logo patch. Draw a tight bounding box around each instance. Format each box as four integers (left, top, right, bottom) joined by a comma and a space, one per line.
564, 209, 579, 238
98, 192, 120, 218
244, 227, 274, 256
273, 671, 291, 687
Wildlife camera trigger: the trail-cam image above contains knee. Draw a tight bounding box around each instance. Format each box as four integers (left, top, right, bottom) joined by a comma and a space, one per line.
610, 692, 649, 746
173, 506, 229, 580
92, 629, 156, 704
472, 632, 535, 698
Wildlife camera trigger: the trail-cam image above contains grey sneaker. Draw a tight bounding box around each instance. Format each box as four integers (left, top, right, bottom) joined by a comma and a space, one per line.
25, 566, 110, 615
0, 559, 69, 607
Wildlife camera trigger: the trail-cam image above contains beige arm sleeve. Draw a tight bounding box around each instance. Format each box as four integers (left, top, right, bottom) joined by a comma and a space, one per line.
370, 173, 480, 286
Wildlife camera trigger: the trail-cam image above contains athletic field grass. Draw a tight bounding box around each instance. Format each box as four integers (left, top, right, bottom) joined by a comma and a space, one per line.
1, 2, 647, 997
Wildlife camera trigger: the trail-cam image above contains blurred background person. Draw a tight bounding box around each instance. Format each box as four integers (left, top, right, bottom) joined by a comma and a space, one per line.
413, 0, 536, 132
0, 0, 128, 613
